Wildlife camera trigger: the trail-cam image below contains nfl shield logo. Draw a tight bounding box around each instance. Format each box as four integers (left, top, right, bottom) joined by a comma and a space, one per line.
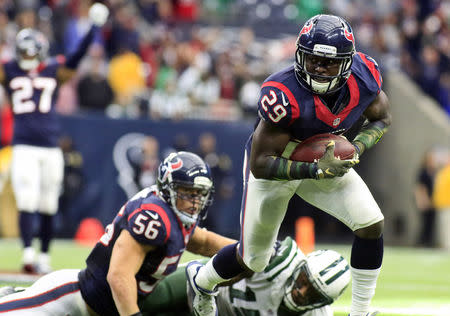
333, 117, 341, 126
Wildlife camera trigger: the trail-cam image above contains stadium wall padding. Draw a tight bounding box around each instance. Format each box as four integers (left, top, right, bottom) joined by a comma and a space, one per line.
58, 115, 253, 239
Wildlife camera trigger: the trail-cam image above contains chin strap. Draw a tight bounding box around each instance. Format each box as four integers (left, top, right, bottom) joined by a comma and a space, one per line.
352, 121, 388, 156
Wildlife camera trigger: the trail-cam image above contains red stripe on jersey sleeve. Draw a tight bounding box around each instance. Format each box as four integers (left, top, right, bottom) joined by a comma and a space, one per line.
357, 52, 382, 89
262, 81, 300, 123
141, 203, 172, 242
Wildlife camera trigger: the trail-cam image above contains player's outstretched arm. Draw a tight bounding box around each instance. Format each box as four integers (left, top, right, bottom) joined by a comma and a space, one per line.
57, 3, 109, 83
186, 227, 236, 258
352, 90, 392, 156
107, 229, 154, 316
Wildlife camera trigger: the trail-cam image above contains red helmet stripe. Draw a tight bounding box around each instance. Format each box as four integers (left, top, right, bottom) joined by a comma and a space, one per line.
171, 159, 183, 170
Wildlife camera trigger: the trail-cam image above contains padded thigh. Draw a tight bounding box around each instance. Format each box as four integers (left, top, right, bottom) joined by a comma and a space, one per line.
240, 173, 298, 272
296, 168, 384, 231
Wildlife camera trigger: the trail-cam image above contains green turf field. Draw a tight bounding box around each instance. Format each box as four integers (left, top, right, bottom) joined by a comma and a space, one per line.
1, 239, 449, 315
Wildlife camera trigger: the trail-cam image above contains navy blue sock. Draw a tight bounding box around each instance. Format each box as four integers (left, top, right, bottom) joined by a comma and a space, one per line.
39, 214, 53, 253
212, 243, 245, 279
19, 212, 34, 248
351, 234, 384, 269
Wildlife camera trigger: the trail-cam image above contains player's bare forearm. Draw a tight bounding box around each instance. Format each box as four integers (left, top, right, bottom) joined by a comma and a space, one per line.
187, 227, 236, 257
107, 230, 150, 315
353, 90, 391, 156
108, 272, 140, 315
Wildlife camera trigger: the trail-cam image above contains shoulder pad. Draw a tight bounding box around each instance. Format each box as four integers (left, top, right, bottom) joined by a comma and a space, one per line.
258, 81, 300, 127
126, 203, 171, 246
354, 52, 382, 94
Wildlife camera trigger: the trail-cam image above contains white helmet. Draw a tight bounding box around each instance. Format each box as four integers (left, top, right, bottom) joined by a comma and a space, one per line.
283, 249, 350, 312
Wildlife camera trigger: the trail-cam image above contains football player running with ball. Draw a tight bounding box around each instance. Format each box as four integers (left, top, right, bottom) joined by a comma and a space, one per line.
186, 14, 390, 316
0, 152, 236, 316
0, 3, 110, 274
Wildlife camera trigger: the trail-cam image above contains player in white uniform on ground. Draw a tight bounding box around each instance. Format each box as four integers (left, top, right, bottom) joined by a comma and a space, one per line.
139, 237, 350, 316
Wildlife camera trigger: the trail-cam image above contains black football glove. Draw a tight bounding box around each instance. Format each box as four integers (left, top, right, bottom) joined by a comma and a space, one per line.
316, 141, 359, 179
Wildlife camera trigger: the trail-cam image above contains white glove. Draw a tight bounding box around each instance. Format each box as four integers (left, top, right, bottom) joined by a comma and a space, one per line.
89, 3, 109, 27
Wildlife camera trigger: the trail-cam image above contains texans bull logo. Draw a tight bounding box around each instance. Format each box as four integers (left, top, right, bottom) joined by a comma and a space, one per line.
158, 157, 183, 183
299, 22, 313, 36
344, 26, 355, 46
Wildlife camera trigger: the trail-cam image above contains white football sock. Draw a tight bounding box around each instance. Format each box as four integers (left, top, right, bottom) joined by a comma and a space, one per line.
22, 247, 35, 265
194, 257, 227, 291
350, 266, 381, 316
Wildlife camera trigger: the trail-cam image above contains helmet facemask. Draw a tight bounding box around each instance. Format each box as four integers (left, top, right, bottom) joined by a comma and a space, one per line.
157, 152, 214, 227
283, 260, 333, 312
295, 46, 353, 95
166, 179, 213, 227
283, 249, 350, 312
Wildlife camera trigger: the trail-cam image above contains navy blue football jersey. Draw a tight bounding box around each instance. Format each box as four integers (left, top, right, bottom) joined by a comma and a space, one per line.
257, 52, 383, 140
2, 57, 64, 147
78, 187, 197, 316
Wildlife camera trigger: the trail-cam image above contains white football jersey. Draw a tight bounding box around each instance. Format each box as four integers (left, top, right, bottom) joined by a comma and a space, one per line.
216, 237, 333, 316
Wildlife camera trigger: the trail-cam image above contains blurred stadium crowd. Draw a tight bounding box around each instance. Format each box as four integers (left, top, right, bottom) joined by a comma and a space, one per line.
0, 0, 449, 246
0, 0, 449, 120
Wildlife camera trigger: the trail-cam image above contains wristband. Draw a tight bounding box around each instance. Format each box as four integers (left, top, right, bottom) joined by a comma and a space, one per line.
130, 312, 142, 316
266, 156, 318, 180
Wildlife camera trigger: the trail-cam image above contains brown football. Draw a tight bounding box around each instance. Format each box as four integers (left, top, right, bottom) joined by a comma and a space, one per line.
289, 133, 355, 162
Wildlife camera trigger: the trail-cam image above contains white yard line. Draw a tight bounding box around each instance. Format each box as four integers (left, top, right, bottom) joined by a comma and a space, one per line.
0, 273, 39, 284
333, 305, 450, 316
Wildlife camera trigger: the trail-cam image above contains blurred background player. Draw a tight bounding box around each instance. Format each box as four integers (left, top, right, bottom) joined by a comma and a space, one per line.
187, 14, 390, 316
0, 2, 109, 274
141, 237, 350, 316
0, 151, 236, 316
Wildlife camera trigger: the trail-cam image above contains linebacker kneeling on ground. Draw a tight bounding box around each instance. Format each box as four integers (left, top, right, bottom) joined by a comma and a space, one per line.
0, 151, 236, 316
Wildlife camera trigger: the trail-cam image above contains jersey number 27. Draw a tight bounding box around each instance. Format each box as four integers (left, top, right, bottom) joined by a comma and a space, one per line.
10, 76, 57, 114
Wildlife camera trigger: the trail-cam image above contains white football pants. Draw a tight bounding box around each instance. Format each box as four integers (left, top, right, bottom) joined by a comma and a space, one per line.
11, 144, 63, 214
240, 161, 384, 272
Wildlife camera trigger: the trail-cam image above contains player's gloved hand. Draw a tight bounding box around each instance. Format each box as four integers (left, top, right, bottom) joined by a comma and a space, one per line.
89, 3, 109, 27
315, 141, 359, 179
340, 135, 360, 160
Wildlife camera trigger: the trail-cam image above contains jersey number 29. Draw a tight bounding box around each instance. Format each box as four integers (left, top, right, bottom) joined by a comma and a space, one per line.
260, 90, 287, 123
